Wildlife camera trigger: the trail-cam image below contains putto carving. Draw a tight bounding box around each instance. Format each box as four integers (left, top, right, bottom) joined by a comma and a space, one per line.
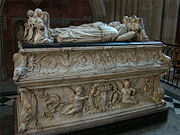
24, 8, 149, 44
24, 8, 53, 44
62, 86, 88, 115
121, 80, 136, 104
18, 88, 37, 132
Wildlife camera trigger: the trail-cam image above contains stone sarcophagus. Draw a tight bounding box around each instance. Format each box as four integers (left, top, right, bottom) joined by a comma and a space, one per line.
13, 41, 170, 135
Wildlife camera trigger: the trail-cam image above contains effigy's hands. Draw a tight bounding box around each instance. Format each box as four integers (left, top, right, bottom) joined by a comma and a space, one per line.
112, 25, 127, 41
115, 31, 136, 41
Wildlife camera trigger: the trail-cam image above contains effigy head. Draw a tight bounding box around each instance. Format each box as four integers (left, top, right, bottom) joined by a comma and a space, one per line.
24, 8, 54, 44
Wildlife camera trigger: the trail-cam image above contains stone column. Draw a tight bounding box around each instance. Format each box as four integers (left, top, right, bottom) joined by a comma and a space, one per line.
0, 0, 7, 80
89, 0, 106, 22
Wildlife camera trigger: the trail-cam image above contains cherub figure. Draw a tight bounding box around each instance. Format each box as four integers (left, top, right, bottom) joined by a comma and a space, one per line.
62, 86, 88, 115
121, 80, 136, 104
24, 10, 35, 42
24, 8, 53, 44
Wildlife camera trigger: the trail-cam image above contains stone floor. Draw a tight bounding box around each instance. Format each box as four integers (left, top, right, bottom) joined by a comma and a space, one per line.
0, 79, 180, 135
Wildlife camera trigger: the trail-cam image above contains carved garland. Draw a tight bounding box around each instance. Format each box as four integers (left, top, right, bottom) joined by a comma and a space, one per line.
13, 48, 166, 81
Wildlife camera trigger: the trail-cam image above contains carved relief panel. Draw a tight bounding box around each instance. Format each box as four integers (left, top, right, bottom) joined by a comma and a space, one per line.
13, 46, 168, 81
17, 75, 164, 133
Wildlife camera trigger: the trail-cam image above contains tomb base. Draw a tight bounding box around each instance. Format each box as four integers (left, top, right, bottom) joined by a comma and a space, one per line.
13, 41, 171, 135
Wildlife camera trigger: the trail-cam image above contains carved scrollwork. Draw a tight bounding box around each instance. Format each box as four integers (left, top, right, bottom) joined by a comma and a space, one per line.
18, 88, 37, 133
159, 50, 171, 68
114, 50, 127, 64
40, 55, 57, 69
92, 51, 115, 70
14, 46, 170, 81
60, 52, 74, 67
75, 52, 92, 67
152, 75, 165, 104
144, 77, 155, 101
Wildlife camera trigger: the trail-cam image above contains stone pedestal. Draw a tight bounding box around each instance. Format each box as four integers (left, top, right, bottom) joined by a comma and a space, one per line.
13, 41, 171, 135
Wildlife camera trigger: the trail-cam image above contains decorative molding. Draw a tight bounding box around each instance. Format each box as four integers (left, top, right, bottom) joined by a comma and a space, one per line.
13, 45, 168, 82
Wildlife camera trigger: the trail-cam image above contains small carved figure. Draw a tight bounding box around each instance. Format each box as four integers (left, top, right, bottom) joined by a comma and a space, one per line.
88, 83, 100, 111
62, 86, 88, 115
109, 82, 121, 107
24, 10, 34, 42
24, 8, 149, 44
89, 82, 118, 111
144, 77, 154, 101
24, 8, 53, 44
121, 80, 136, 104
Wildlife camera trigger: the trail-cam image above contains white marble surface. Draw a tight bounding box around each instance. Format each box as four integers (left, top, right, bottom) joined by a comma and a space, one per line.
12, 41, 171, 134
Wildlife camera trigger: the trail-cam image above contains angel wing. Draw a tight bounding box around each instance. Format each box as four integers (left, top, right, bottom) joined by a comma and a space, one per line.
42, 11, 50, 28
139, 18, 145, 29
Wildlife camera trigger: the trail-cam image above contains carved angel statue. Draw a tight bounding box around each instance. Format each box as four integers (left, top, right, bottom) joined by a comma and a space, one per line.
62, 86, 88, 115
24, 8, 149, 44
121, 80, 136, 104
24, 8, 53, 44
